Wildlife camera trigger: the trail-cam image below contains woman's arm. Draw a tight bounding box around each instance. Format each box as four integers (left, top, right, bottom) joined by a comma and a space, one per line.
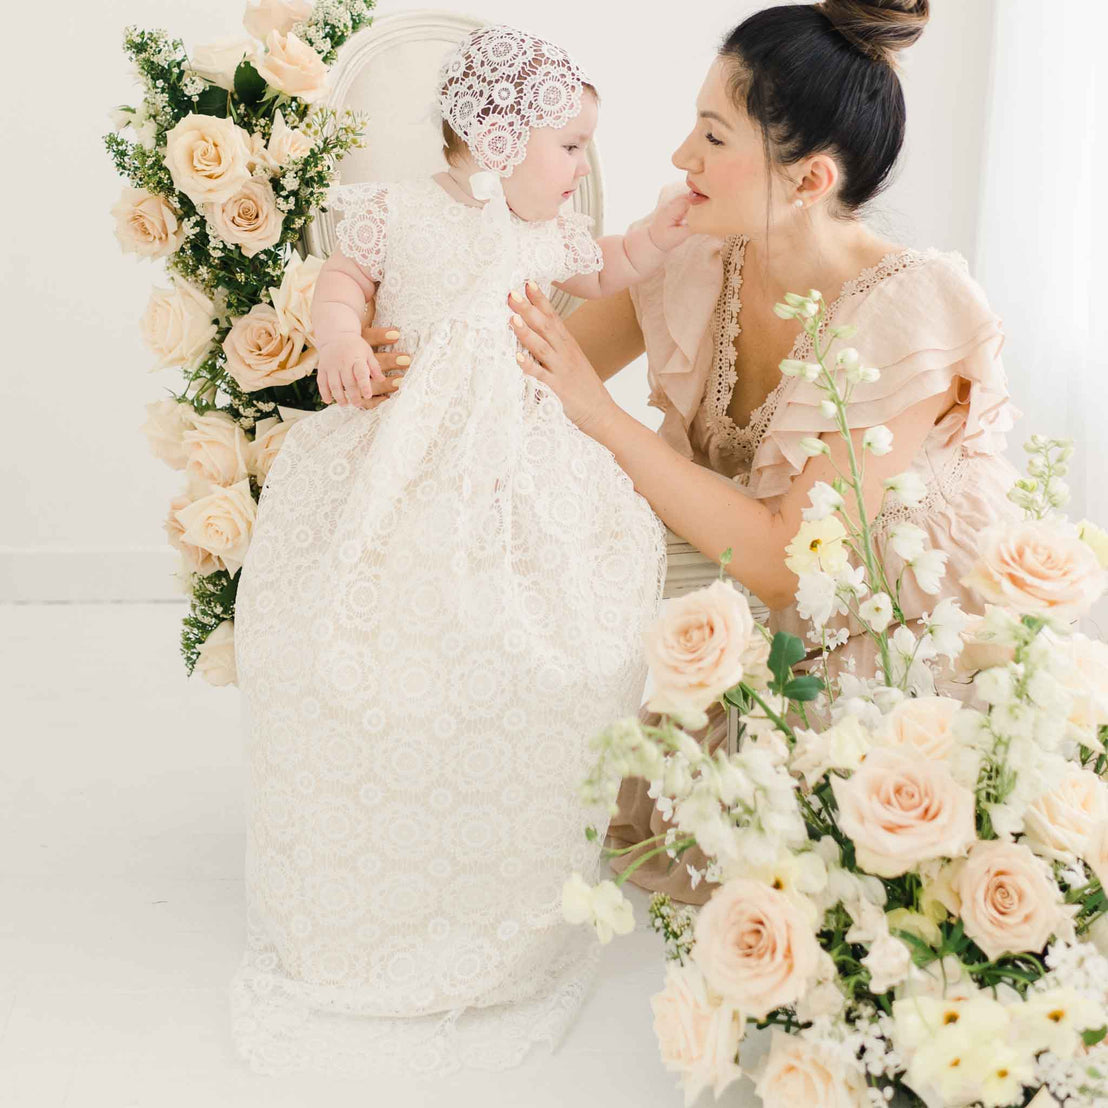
510, 281, 957, 611
559, 289, 645, 383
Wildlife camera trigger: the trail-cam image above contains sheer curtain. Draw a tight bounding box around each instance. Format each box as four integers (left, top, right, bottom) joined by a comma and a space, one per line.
975, 1, 1108, 540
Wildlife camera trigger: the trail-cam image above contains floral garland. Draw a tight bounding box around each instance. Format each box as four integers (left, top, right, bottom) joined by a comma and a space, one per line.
106, 0, 374, 683
563, 289, 1108, 1108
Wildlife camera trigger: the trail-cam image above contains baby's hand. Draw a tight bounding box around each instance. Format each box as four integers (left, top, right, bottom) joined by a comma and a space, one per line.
317, 334, 385, 406
648, 183, 693, 253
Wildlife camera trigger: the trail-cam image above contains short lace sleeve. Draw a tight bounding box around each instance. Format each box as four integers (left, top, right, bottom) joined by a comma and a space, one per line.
328, 181, 390, 282
554, 209, 604, 281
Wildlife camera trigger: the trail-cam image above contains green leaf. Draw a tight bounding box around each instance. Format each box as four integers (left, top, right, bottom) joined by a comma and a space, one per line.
891, 929, 939, 968
723, 686, 751, 711
768, 632, 806, 691
234, 59, 267, 105
1083, 1026, 1108, 1048
783, 675, 824, 703
195, 84, 228, 118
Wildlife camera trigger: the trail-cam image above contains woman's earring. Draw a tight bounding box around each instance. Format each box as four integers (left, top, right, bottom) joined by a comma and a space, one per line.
793, 198, 804, 209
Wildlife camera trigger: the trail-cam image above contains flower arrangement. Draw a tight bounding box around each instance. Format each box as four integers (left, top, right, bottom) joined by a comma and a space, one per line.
563, 289, 1108, 1108
106, 0, 374, 683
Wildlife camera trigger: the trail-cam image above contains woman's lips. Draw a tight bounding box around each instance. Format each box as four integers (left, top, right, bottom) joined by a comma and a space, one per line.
687, 181, 709, 205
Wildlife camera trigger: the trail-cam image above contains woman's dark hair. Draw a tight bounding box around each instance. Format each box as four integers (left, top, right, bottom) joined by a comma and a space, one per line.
720, 0, 929, 215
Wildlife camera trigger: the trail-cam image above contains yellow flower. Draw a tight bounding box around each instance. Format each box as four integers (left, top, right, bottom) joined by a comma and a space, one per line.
785, 517, 849, 575
1077, 519, 1108, 568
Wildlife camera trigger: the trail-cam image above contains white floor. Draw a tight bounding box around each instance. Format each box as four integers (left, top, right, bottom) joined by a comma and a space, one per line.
0, 602, 708, 1108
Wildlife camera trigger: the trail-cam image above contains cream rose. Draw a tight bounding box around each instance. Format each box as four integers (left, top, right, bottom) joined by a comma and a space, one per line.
755, 1030, 867, 1108
645, 580, 756, 723
195, 619, 238, 686
962, 519, 1106, 621
692, 879, 820, 1019
1022, 764, 1108, 865
267, 108, 313, 166
247, 415, 296, 481
877, 696, 964, 761
164, 113, 253, 205
182, 410, 252, 488
1085, 819, 1108, 892
1056, 633, 1108, 737
650, 961, 744, 1106
165, 489, 222, 577
142, 398, 194, 470
955, 612, 1017, 675
269, 252, 324, 341
206, 177, 284, 258
111, 186, 185, 259
189, 37, 252, 90
830, 748, 977, 878
139, 279, 218, 371
954, 840, 1075, 960
222, 303, 318, 392
252, 31, 329, 104
243, 0, 312, 40
172, 478, 257, 576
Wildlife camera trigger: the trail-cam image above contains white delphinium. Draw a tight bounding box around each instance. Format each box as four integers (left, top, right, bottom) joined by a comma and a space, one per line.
883, 470, 928, 509
800, 436, 831, 457
796, 571, 837, 628
562, 873, 635, 943
887, 521, 928, 562
858, 592, 894, 633
803, 481, 845, 522
909, 547, 948, 595
922, 597, 969, 660
790, 714, 871, 788
862, 425, 894, 456
884, 624, 938, 694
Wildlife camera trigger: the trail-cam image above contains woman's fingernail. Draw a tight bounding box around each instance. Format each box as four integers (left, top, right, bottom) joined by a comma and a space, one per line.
509, 289, 524, 304
512, 313, 524, 327
516, 352, 526, 364
525, 280, 538, 293
385, 330, 400, 340
396, 355, 411, 366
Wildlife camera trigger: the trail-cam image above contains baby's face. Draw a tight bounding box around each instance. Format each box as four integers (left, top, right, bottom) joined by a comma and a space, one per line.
503, 90, 597, 222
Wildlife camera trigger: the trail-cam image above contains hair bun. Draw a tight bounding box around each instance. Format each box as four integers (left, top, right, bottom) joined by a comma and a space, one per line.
818, 0, 929, 66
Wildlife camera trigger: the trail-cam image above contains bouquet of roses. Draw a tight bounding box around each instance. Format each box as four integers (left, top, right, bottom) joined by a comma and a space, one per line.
562, 289, 1108, 1108
105, 0, 374, 683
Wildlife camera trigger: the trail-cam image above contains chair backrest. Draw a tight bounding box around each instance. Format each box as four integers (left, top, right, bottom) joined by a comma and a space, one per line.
303, 10, 606, 320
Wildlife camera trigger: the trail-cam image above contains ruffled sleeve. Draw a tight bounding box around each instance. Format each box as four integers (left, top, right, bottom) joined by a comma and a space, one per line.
328, 181, 390, 282
628, 234, 725, 458
554, 209, 604, 281
747, 250, 1020, 500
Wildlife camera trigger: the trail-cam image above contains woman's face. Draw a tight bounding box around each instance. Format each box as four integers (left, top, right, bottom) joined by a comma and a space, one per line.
672, 57, 783, 237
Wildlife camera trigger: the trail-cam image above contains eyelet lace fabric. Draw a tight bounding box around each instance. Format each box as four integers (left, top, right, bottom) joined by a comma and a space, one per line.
230, 176, 666, 1078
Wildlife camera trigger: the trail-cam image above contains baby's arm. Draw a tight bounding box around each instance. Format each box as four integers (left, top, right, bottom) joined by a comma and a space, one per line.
555, 185, 692, 300
310, 250, 385, 406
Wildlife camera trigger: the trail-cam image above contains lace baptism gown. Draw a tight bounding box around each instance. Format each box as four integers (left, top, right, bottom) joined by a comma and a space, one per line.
229, 175, 667, 1077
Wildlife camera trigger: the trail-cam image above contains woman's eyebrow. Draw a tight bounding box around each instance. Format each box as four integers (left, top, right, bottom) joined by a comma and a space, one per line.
698, 110, 732, 129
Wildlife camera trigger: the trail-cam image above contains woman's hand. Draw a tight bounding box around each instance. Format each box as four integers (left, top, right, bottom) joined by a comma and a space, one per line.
508, 281, 621, 436
318, 302, 411, 409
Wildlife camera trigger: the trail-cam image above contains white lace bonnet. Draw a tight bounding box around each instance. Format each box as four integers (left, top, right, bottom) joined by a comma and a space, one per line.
436, 25, 594, 180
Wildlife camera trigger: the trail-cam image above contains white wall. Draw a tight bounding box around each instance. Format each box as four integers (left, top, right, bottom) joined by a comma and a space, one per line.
0, 0, 996, 602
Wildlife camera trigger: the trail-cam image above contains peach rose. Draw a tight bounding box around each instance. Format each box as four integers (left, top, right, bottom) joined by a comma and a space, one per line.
243, 0, 312, 40
247, 415, 297, 481
195, 619, 238, 686
692, 879, 820, 1019
165, 489, 222, 576
954, 840, 1075, 960
142, 398, 194, 470
222, 303, 318, 392
189, 37, 252, 90
266, 108, 313, 167
645, 580, 756, 723
954, 612, 1017, 675
111, 186, 185, 259
139, 279, 218, 372
182, 409, 252, 487
962, 519, 1106, 621
755, 1030, 867, 1108
269, 252, 324, 341
164, 113, 253, 205
172, 478, 257, 576
206, 177, 284, 258
1022, 765, 1108, 865
252, 31, 329, 104
650, 961, 744, 1107
878, 696, 964, 761
830, 748, 977, 878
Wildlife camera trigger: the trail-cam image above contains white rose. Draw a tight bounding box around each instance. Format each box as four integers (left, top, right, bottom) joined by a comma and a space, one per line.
243, 0, 313, 40
267, 108, 313, 166
755, 1031, 867, 1108
183, 410, 252, 488
1077, 519, 1108, 568
1056, 633, 1108, 737
205, 177, 284, 258
172, 478, 257, 576
139, 279, 218, 371
247, 415, 296, 481
1023, 765, 1108, 865
222, 303, 318, 392
269, 252, 324, 341
650, 961, 745, 1106
252, 30, 329, 104
862, 933, 912, 994
189, 37, 253, 90
195, 619, 238, 686
111, 186, 185, 259
142, 398, 194, 470
164, 113, 253, 205
878, 696, 964, 761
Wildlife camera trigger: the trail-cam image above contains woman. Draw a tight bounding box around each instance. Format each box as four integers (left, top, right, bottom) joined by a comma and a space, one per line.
352, 0, 1021, 904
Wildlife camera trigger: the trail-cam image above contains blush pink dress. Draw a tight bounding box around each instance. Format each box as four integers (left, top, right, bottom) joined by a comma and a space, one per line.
606, 233, 1024, 904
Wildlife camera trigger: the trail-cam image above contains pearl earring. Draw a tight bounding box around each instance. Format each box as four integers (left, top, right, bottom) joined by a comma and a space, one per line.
793, 198, 804, 209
